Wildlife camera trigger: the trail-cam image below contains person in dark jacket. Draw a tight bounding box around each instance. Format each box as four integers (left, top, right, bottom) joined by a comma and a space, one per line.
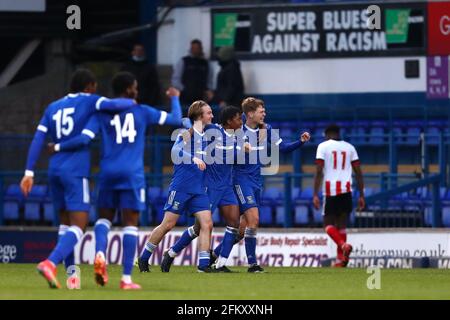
172, 39, 214, 106
214, 46, 244, 108
121, 44, 162, 106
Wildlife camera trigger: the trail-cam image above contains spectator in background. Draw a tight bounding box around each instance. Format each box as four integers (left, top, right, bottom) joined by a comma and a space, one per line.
172, 39, 214, 106
214, 46, 244, 108
121, 44, 162, 106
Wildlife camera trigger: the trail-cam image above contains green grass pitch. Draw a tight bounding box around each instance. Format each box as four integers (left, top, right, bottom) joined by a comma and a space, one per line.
0, 264, 449, 300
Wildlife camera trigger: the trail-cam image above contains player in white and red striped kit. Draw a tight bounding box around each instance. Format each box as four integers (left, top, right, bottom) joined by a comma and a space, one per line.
313, 124, 365, 267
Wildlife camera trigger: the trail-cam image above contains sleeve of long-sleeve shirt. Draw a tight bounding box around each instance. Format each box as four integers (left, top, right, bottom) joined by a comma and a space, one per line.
24, 112, 50, 177
94, 96, 136, 112
142, 97, 182, 126
171, 58, 184, 90
58, 115, 100, 152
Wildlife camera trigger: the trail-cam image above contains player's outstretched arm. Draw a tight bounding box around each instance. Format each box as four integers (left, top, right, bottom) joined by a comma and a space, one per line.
55, 115, 99, 152
275, 131, 311, 154
162, 87, 182, 126
95, 97, 136, 112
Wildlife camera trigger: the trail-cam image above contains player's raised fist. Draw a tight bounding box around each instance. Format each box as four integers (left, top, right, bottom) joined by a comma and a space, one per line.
313, 195, 321, 210
193, 157, 206, 171
20, 176, 34, 197
166, 87, 180, 98
300, 132, 310, 143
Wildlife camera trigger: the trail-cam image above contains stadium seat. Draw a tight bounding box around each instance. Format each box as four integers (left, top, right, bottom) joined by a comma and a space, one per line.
312, 206, 322, 224
43, 199, 54, 223
392, 127, 404, 144
155, 204, 165, 223
294, 205, 309, 225
300, 187, 313, 200
426, 127, 441, 146
349, 127, 366, 144
312, 127, 326, 144
3, 184, 23, 221
442, 207, 450, 227
275, 206, 288, 225
259, 206, 273, 225
24, 185, 47, 222
263, 187, 282, 205
405, 127, 421, 145
368, 127, 384, 145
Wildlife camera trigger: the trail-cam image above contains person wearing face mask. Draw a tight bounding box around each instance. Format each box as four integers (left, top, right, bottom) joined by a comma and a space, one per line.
171, 39, 214, 107
121, 44, 162, 106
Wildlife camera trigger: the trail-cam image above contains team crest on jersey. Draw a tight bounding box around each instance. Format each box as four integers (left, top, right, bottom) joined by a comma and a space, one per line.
246, 196, 254, 204
173, 201, 180, 210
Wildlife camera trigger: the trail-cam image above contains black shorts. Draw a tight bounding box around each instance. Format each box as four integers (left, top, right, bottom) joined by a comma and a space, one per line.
323, 192, 353, 217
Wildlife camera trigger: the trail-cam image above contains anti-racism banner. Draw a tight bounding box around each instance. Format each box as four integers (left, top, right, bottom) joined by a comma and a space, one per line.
211, 2, 426, 59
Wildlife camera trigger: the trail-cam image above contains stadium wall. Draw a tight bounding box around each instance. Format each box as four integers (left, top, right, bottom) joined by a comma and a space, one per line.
1, 228, 449, 268
157, 6, 429, 96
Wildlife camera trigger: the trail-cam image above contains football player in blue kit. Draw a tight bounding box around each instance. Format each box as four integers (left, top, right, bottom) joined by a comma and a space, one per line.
51, 72, 182, 289
20, 69, 136, 288
159, 105, 248, 273
223, 97, 310, 272
138, 100, 217, 272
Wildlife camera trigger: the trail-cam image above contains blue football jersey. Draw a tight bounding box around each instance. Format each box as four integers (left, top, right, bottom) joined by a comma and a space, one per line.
233, 123, 282, 188
204, 124, 238, 189
83, 105, 168, 189
169, 128, 209, 194
37, 93, 125, 176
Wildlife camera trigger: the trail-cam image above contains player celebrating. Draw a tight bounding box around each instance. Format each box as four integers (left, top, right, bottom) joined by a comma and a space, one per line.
159, 105, 248, 273
53, 72, 182, 289
313, 124, 365, 267
219, 97, 310, 272
138, 100, 215, 272
20, 69, 136, 288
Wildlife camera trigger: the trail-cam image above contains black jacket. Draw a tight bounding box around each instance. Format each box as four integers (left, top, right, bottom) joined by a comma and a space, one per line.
215, 59, 244, 108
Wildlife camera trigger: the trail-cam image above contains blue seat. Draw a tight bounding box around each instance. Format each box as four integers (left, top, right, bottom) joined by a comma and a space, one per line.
3, 184, 23, 220
263, 187, 281, 205
405, 127, 421, 145
280, 127, 295, 138
368, 127, 384, 145
43, 199, 54, 223
291, 187, 301, 201
312, 206, 322, 224
442, 207, 450, 227
392, 127, 404, 144
24, 185, 47, 222
275, 206, 289, 225
313, 127, 326, 144
350, 128, 366, 144
259, 206, 273, 225
294, 205, 309, 224
300, 187, 313, 200
426, 127, 441, 146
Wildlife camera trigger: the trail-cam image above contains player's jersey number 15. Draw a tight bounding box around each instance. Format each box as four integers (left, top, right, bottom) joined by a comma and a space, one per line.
110, 113, 137, 144
52, 108, 75, 139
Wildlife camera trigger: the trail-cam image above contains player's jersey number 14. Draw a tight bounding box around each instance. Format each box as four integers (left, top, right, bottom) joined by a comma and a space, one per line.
110, 113, 137, 144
